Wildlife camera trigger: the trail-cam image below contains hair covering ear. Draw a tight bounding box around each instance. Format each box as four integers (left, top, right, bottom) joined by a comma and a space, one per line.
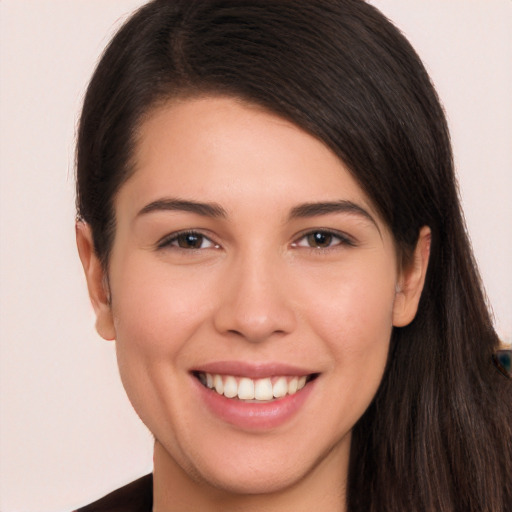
76, 221, 116, 341
392, 226, 431, 327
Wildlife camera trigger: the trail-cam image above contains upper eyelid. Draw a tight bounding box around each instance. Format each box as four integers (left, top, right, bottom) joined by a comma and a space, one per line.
291, 228, 356, 246
156, 229, 218, 248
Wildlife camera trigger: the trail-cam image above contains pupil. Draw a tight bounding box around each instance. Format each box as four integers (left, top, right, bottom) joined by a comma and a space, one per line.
308, 232, 332, 248
179, 233, 202, 248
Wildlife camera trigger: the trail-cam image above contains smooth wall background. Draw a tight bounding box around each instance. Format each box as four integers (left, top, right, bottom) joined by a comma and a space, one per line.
0, 1, 510, 511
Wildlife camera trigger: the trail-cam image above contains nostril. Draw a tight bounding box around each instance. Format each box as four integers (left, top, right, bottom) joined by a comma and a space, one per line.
212, 273, 297, 342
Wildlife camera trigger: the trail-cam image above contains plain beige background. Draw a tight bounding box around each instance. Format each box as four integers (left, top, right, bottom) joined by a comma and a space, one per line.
0, 1, 511, 511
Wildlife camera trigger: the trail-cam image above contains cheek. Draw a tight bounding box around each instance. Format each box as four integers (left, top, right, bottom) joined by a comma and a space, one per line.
107, 255, 218, 417
108, 256, 215, 430
110, 256, 213, 355
299, 256, 397, 344
302, 267, 396, 432
296, 256, 396, 395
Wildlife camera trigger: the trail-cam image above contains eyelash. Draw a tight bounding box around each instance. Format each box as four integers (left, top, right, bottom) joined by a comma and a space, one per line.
157, 229, 355, 251
292, 229, 356, 250
157, 230, 219, 251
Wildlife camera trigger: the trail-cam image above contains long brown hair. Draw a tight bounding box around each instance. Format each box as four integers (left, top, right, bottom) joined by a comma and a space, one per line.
76, 1, 512, 510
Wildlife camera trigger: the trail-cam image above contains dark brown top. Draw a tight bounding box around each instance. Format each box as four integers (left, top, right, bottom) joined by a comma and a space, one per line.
75, 474, 152, 512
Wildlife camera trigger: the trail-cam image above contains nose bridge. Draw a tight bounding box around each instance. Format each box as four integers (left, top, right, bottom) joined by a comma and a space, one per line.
213, 245, 296, 342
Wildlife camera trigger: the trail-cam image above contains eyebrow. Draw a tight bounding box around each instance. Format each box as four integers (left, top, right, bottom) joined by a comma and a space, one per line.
137, 197, 380, 234
137, 198, 227, 218
288, 200, 381, 234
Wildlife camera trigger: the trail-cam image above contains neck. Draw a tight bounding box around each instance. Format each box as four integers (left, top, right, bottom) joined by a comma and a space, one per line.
152, 440, 349, 512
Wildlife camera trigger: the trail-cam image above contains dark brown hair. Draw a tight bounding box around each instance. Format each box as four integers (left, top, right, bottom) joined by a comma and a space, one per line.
76, 1, 512, 510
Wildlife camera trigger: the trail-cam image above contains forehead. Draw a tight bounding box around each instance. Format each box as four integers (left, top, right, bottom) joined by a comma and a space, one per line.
118, 95, 383, 227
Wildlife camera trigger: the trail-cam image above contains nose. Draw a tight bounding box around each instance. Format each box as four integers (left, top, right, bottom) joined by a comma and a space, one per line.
212, 251, 297, 343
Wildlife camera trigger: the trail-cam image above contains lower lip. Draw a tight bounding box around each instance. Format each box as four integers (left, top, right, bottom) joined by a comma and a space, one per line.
193, 376, 316, 430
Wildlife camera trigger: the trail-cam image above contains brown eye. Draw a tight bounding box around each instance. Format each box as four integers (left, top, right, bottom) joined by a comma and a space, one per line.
292, 229, 354, 250
176, 233, 205, 249
158, 231, 218, 250
307, 232, 333, 248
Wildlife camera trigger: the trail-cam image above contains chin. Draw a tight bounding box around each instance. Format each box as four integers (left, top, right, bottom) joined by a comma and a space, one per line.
197, 459, 311, 496
166, 430, 347, 499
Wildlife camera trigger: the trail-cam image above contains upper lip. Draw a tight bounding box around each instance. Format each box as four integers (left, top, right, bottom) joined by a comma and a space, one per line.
191, 361, 316, 379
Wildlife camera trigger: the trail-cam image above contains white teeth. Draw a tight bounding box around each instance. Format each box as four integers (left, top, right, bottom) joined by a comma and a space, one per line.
288, 376, 298, 394
272, 376, 288, 398
199, 372, 312, 401
254, 378, 274, 400
223, 376, 238, 398
213, 374, 224, 395
238, 378, 255, 399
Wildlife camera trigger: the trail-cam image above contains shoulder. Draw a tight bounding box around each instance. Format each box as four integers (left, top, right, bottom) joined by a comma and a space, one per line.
74, 473, 153, 512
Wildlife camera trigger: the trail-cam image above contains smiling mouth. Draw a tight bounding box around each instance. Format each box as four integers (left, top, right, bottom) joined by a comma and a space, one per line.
193, 372, 318, 402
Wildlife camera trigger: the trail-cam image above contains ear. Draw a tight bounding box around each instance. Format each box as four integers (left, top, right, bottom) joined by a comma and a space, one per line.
392, 226, 431, 327
76, 221, 116, 341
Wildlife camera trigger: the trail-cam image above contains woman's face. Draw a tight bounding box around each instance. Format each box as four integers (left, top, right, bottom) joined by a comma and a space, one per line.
81, 96, 425, 497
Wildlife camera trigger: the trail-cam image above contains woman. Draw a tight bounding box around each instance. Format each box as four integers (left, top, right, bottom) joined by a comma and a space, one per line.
75, 0, 512, 510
